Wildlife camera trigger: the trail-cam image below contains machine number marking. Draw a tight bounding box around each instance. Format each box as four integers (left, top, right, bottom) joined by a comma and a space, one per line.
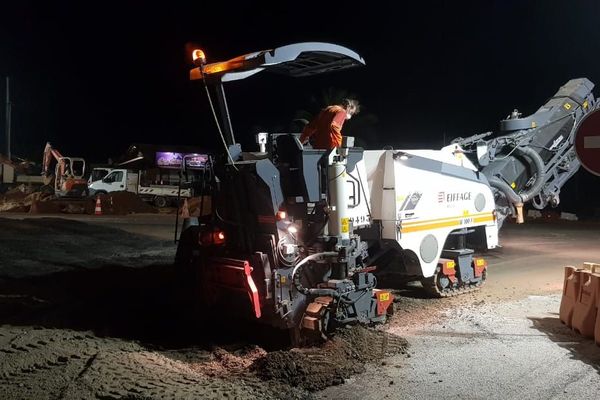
461, 217, 473, 225
341, 218, 350, 233
400, 212, 495, 233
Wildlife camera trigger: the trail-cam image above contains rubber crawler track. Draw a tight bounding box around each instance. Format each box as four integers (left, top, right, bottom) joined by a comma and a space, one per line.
421, 270, 487, 298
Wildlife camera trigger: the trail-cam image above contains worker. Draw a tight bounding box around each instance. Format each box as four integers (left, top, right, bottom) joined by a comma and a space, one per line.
299, 98, 360, 149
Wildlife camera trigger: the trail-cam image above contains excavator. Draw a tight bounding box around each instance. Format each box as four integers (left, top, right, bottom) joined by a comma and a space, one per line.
42, 142, 88, 197
175, 42, 597, 342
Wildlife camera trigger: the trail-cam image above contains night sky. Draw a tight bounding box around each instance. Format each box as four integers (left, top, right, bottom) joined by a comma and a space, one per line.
2, 1, 600, 212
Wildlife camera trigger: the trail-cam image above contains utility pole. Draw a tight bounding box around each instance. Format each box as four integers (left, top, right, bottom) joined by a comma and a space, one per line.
5, 77, 12, 160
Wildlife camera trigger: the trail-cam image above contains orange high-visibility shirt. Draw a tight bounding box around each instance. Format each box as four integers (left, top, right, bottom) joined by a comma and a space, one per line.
300, 105, 347, 149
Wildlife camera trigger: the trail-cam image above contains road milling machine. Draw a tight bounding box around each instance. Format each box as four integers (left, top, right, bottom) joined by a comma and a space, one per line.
176, 43, 498, 340
453, 78, 598, 226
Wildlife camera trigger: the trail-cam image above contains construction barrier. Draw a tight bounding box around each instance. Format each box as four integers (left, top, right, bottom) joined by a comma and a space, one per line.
559, 266, 584, 327
559, 262, 600, 344
572, 269, 600, 338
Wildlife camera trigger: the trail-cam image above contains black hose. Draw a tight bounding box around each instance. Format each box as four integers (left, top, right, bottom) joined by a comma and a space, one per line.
489, 177, 522, 204
517, 146, 546, 203
488, 145, 547, 207
291, 252, 338, 295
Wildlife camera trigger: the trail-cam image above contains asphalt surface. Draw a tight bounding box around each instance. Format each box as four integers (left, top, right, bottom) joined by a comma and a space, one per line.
318, 220, 600, 400
0, 212, 178, 240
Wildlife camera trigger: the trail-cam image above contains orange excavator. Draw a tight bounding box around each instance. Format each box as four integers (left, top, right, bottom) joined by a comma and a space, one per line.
42, 142, 88, 197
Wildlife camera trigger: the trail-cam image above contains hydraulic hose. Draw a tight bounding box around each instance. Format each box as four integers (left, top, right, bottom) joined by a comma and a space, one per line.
489, 177, 522, 204
517, 146, 546, 203
291, 252, 338, 296
488, 145, 547, 206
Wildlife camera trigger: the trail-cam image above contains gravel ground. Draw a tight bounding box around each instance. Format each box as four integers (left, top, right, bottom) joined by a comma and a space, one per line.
317, 221, 600, 400
1, 216, 599, 399
318, 294, 600, 400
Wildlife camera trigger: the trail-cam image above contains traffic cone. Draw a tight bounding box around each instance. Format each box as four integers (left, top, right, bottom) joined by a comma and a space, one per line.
180, 198, 190, 219
180, 198, 198, 231
95, 196, 103, 216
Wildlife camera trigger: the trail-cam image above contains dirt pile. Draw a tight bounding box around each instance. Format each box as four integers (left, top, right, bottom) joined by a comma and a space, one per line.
188, 345, 268, 377
0, 191, 55, 212
0, 191, 159, 215
95, 191, 158, 215
254, 325, 409, 391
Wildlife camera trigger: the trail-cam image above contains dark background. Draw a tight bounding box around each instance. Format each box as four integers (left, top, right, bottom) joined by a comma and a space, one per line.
1, 1, 599, 214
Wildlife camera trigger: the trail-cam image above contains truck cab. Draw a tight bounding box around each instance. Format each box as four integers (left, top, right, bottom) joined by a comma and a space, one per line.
88, 167, 112, 185
88, 169, 132, 194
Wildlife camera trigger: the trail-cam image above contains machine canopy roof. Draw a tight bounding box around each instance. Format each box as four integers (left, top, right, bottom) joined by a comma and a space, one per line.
190, 42, 365, 82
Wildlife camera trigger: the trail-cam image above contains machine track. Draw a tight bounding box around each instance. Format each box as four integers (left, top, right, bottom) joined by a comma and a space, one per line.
421, 269, 487, 298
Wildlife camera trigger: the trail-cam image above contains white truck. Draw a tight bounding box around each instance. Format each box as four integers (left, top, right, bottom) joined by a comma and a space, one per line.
88, 168, 191, 207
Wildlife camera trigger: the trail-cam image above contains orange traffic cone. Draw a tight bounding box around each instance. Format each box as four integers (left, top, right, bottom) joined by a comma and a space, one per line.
95, 196, 103, 216
180, 198, 190, 218
180, 198, 198, 231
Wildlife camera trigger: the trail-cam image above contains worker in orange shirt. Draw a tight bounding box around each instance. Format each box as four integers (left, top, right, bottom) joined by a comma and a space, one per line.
299, 99, 360, 149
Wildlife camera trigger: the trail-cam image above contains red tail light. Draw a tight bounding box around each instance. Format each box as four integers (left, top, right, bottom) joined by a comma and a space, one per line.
214, 231, 226, 244
199, 228, 226, 246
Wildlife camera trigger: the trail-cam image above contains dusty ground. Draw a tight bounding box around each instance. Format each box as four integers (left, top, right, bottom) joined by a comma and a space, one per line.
0, 215, 407, 399
1, 216, 599, 399
318, 220, 600, 399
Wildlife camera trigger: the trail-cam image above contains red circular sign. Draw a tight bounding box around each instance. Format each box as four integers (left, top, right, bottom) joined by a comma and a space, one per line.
575, 108, 600, 177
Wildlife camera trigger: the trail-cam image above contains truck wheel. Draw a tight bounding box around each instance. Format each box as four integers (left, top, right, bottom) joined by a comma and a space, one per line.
154, 196, 167, 208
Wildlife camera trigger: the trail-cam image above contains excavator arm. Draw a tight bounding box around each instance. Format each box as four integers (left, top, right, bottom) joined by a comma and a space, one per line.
41, 142, 88, 197
43, 142, 66, 177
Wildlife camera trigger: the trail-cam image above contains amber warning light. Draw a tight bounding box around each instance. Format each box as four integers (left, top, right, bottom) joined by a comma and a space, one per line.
192, 49, 207, 65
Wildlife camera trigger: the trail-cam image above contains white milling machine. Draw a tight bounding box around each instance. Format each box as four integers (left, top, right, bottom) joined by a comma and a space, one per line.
176, 42, 500, 341
341, 144, 497, 296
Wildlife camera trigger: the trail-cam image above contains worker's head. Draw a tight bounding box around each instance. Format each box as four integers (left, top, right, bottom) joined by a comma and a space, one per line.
341, 98, 360, 119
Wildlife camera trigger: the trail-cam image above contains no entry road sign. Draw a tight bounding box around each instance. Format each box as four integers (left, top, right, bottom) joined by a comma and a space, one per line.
575, 108, 600, 176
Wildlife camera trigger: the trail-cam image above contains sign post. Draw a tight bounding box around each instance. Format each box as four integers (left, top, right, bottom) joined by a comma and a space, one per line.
575, 108, 600, 176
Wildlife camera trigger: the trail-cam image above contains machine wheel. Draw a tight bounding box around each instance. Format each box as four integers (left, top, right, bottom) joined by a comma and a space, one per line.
154, 196, 168, 208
